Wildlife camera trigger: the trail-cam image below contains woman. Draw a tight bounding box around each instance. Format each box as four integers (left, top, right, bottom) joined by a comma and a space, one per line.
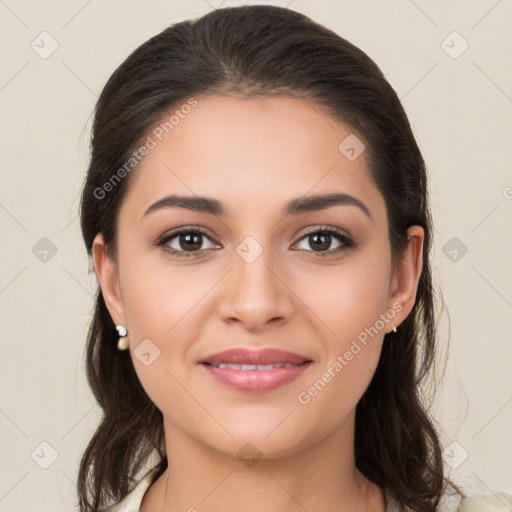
77, 5, 511, 512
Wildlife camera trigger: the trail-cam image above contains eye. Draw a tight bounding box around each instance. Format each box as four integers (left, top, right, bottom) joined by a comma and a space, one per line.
293, 226, 353, 256
156, 225, 353, 258
156, 226, 219, 257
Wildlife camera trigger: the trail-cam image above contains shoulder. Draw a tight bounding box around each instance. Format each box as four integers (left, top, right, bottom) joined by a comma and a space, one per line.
456, 493, 512, 511
100, 468, 159, 512
447, 477, 512, 512
437, 480, 512, 512
386, 483, 512, 512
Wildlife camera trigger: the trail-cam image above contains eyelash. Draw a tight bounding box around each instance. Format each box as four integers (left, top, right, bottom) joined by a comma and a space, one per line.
156, 225, 354, 258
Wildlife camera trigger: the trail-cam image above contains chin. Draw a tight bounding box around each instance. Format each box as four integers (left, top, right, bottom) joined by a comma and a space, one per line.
199, 420, 318, 462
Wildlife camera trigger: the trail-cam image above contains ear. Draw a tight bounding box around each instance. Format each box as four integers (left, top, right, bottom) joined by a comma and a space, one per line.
92, 233, 126, 327
386, 225, 424, 332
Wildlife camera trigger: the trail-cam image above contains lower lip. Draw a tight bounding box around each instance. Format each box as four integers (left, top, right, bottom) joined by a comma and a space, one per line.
201, 362, 312, 392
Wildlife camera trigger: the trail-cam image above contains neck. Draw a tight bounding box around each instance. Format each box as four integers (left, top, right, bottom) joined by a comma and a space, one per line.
141, 410, 386, 512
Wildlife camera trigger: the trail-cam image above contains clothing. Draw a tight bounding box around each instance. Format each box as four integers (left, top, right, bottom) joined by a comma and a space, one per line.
102, 467, 512, 512
101, 468, 157, 512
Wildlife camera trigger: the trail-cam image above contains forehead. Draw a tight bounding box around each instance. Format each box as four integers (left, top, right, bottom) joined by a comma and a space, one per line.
119, 94, 385, 221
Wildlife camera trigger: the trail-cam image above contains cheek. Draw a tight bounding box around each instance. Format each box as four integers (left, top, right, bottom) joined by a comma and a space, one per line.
296, 337, 383, 446
294, 251, 390, 401
296, 251, 392, 340
118, 259, 213, 404
120, 254, 210, 340
296, 266, 390, 426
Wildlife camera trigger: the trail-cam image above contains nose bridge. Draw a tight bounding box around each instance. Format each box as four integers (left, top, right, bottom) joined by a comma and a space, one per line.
236, 236, 276, 294
219, 234, 294, 329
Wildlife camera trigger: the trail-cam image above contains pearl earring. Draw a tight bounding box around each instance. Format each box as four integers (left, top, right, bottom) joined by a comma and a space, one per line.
392, 325, 397, 333
116, 325, 129, 350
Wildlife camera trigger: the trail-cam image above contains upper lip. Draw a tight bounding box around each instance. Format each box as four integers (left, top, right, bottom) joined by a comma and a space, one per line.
200, 348, 311, 365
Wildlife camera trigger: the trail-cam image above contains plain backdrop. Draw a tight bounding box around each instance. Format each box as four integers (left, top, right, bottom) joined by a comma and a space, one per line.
0, 1, 511, 510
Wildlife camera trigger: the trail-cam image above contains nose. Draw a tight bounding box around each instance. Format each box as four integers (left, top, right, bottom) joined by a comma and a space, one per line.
218, 242, 295, 332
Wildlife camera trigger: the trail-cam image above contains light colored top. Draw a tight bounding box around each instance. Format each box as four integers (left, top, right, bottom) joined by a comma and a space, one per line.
102, 467, 512, 512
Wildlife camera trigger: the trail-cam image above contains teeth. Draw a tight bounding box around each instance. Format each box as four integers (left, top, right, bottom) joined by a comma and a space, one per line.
211, 363, 297, 370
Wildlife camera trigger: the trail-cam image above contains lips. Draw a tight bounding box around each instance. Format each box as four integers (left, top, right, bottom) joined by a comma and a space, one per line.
200, 348, 311, 366
200, 348, 313, 392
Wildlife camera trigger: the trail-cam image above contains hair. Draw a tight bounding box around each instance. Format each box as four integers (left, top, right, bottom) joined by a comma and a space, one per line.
78, 5, 463, 511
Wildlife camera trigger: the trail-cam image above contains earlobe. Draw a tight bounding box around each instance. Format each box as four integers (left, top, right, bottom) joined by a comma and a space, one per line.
387, 226, 424, 330
92, 233, 126, 326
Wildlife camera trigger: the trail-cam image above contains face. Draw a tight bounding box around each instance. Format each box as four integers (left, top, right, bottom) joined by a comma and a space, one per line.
93, 94, 423, 460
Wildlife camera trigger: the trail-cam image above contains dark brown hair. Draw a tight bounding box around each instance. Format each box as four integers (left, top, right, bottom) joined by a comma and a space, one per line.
78, 5, 463, 511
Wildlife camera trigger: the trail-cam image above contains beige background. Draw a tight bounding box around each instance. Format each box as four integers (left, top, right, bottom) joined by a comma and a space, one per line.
0, 1, 511, 510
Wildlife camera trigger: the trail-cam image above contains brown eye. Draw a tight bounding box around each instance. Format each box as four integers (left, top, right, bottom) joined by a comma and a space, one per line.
176, 232, 203, 251
157, 227, 219, 257
294, 227, 353, 255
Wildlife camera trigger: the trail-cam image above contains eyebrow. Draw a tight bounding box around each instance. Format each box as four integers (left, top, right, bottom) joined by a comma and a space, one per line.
142, 192, 372, 221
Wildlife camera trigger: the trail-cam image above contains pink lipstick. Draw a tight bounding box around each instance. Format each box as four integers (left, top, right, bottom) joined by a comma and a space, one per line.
200, 348, 312, 393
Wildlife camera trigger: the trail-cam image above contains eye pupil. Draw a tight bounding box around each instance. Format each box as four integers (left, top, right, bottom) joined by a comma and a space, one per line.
180, 232, 202, 251
310, 233, 330, 251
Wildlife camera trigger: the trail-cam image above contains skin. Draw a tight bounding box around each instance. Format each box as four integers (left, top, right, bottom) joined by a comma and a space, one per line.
93, 94, 424, 512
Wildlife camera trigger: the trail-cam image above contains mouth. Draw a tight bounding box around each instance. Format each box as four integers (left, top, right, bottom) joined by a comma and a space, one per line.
200, 347, 311, 366
203, 362, 304, 370
199, 348, 313, 392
